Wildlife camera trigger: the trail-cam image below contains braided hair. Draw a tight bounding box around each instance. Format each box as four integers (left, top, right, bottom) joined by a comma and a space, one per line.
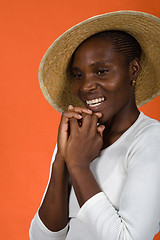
78, 30, 142, 65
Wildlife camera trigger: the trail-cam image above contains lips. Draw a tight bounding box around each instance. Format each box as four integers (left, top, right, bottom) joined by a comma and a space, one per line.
85, 97, 106, 110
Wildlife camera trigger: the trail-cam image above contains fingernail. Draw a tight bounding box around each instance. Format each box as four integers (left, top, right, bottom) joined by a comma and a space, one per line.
95, 112, 102, 117
87, 109, 92, 113
68, 105, 73, 110
77, 114, 82, 118
101, 125, 105, 130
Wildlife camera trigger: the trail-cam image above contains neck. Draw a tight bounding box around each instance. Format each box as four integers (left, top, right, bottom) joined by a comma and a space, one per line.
102, 103, 140, 149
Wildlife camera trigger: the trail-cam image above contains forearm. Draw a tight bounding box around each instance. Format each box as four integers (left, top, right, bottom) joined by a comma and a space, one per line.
64, 114, 104, 207
68, 166, 101, 207
39, 153, 70, 231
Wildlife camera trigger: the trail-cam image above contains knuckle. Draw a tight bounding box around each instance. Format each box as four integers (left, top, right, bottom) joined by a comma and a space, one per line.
62, 111, 77, 119
75, 107, 86, 114
62, 111, 68, 117
84, 114, 91, 120
70, 117, 76, 123
92, 113, 98, 120
74, 107, 80, 111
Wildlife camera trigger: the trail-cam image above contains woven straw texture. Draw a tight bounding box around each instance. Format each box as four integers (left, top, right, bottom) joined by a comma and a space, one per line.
38, 10, 160, 113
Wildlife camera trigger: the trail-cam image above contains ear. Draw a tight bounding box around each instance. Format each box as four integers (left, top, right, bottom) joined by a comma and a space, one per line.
129, 58, 141, 85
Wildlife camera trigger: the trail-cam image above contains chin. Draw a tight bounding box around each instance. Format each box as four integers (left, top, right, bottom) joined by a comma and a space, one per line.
99, 108, 116, 125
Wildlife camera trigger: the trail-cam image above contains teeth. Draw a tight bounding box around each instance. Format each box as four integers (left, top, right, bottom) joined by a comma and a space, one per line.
86, 97, 105, 106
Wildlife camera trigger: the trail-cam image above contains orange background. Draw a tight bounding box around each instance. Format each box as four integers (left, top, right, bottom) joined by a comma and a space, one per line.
0, 0, 160, 239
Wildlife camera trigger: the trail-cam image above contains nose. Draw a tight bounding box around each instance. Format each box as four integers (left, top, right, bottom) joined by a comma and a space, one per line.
80, 76, 97, 93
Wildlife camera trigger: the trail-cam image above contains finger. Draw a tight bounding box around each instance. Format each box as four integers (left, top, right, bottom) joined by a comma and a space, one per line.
94, 112, 102, 118
89, 113, 103, 133
89, 113, 99, 132
97, 125, 105, 137
61, 111, 82, 124
69, 117, 79, 133
81, 113, 92, 129
81, 113, 102, 130
68, 105, 92, 115
59, 111, 82, 133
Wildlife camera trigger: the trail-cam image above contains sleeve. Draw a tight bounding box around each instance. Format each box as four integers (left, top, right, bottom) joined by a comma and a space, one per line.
76, 124, 160, 240
29, 144, 69, 240
29, 213, 68, 240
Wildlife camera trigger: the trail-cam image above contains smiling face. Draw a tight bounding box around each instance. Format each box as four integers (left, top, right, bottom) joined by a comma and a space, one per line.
71, 37, 140, 124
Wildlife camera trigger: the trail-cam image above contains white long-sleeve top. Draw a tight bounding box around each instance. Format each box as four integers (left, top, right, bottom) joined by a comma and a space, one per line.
29, 112, 160, 240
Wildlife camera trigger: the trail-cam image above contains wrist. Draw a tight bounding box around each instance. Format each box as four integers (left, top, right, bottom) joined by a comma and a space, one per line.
65, 156, 90, 171
67, 164, 90, 175
55, 151, 65, 162
51, 153, 69, 179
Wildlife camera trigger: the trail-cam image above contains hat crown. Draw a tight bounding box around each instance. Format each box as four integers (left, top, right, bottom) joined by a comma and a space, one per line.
38, 10, 160, 112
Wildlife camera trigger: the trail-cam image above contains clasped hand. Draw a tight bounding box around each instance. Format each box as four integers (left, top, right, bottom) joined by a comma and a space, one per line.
57, 105, 105, 170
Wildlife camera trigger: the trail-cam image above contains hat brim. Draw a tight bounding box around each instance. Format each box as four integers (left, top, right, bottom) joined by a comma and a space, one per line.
38, 10, 160, 113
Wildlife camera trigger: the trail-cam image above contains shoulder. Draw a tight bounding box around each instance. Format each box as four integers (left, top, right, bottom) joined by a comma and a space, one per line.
126, 113, 160, 167
123, 112, 160, 154
132, 112, 160, 141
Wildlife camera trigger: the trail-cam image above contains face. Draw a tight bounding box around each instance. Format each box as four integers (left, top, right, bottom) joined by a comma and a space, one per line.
71, 37, 138, 124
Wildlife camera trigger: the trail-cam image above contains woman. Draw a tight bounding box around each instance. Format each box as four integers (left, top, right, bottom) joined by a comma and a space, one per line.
30, 11, 160, 240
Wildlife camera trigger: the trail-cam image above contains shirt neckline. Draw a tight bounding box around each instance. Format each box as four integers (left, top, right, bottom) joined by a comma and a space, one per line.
100, 111, 144, 153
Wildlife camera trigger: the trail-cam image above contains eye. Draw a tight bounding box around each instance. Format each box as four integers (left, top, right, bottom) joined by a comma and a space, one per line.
74, 73, 83, 78
96, 69, 109, 76
71, 71, 83, 79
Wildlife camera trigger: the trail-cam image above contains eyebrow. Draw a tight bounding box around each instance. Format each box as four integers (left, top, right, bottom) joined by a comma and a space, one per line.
71, 60, 112, 71
90, 60, 112, 66
71, 67, 81, 72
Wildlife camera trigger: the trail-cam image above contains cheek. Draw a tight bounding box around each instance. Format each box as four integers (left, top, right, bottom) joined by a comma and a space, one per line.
102, 78, 132, 111
103, 72, 131, 95
71, 81, 80, 97
100, 70, 125, 90
101, 77, 122, 93
109, 83, 132, 101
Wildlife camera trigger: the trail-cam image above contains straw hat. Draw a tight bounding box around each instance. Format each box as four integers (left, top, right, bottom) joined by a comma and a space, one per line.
38, 10, 160, 113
